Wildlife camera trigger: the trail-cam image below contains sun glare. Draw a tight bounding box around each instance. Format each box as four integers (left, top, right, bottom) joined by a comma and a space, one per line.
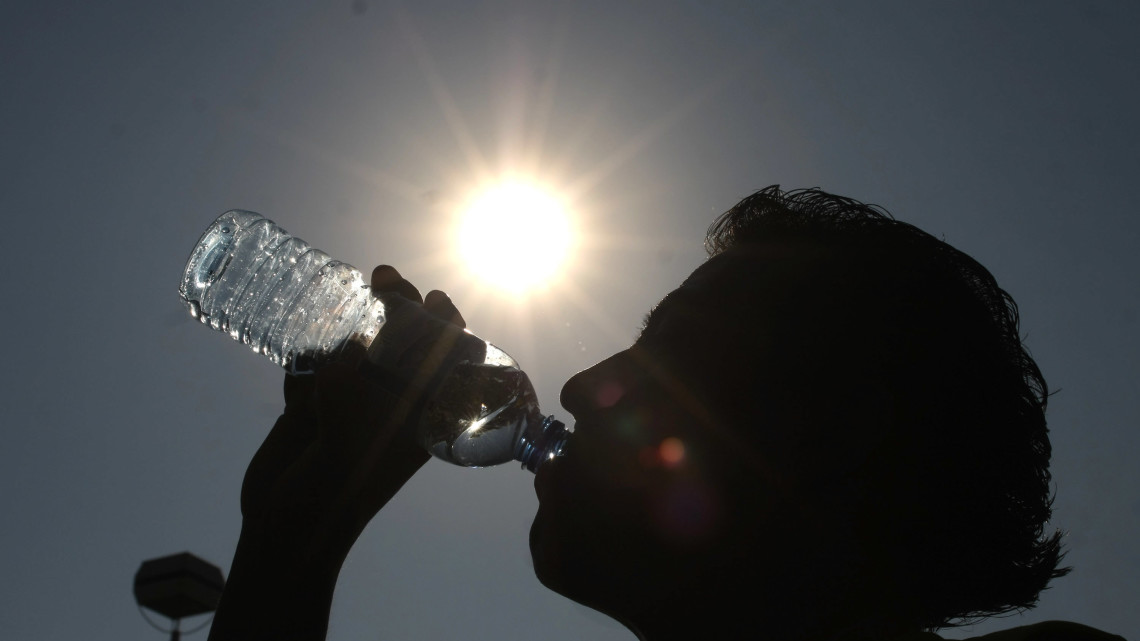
456, 181, 573, 293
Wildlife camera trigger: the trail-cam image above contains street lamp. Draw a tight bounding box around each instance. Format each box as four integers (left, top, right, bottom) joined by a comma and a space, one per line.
134, 552, 225, 641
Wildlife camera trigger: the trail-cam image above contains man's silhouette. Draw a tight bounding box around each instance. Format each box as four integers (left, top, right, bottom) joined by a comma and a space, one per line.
207, 187, 1124, 640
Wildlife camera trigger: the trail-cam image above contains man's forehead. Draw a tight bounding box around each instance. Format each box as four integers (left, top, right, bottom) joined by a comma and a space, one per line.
641, 248, 785, 333
680, 243, 818, 294
642, 242, 833, 333
678, 250, 744, 291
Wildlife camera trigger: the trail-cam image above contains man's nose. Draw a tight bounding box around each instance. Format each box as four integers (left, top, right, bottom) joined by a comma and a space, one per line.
559, 351, 630, 417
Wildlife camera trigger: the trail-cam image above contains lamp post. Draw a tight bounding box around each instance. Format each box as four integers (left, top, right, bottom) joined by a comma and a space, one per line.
134, 552, 225, 641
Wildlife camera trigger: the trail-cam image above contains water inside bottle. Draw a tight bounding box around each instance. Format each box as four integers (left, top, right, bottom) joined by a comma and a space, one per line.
420, 362, 543, 467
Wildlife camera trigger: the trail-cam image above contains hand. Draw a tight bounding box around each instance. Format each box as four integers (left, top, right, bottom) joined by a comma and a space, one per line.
209, 266, 466, 641
240, 265, 466, 557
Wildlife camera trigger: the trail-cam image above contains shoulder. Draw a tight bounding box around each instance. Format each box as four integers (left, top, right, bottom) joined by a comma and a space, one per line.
959, 621, 1126, 641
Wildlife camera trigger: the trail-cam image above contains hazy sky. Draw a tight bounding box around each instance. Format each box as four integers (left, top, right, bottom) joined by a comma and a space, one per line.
2, 1, 1137, 639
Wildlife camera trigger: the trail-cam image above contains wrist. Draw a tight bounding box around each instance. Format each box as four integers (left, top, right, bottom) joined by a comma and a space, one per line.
208, 519, 348, 641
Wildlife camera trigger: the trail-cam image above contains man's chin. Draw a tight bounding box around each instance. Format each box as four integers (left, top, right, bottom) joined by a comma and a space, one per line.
530, 513, 609, 610
528, 507, 585, 601
528, 508, 559, 589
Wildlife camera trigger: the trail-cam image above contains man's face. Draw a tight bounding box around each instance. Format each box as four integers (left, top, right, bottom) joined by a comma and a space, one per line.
529, 246, 805, 615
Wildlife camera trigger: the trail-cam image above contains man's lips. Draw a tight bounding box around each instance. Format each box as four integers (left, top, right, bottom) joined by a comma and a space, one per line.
534, 455, 555, 502
533, 439, 574, 503
534, 419, 582, 501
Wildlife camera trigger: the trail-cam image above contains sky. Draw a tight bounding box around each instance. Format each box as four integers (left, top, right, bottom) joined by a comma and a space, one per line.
1, 1, 1137, 639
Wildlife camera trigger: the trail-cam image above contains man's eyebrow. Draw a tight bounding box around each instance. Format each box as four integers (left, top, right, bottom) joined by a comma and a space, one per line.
635, 290, 696, 340
637, 311, 654, 337
636, 298, 668, 340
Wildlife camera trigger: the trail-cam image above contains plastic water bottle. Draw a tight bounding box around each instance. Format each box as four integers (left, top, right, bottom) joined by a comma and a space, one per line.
179, 210, 569, 471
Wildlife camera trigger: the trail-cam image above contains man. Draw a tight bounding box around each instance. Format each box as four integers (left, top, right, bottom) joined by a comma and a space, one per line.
208, 187, 1124, 640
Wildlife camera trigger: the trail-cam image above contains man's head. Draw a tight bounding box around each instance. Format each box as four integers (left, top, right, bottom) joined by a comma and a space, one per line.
531, 186, 1067, 635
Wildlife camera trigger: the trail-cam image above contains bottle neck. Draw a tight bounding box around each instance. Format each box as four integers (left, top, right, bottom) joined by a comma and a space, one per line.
514, 415, 570, 473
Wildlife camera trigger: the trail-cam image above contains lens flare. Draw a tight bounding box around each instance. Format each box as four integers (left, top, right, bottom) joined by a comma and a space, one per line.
659, 437, 685, 466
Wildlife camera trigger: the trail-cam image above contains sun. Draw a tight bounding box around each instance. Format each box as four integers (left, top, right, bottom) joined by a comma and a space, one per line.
456, 180, 574, 293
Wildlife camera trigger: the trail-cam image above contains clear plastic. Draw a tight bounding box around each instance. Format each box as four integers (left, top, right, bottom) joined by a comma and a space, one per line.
179, 210, 568, 471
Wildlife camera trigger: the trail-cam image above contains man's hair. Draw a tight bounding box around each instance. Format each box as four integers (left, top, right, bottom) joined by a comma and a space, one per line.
705, 186, 1068, 630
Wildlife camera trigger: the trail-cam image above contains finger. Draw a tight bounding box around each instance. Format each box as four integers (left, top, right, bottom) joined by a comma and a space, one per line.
283, 373, 318, 420
423, 290, 466, 329
371, 265, 423, 304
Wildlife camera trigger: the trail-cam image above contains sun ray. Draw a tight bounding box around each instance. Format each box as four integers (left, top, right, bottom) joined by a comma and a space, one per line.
557, 278, 646, 349
523, 3, 572, 174
565, 69, 736, 202
390, 4, 493, 183
213, 105, 428, 207
222, 6, 731, 372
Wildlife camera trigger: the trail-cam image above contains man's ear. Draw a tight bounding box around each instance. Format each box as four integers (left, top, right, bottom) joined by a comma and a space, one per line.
784, 377, 897, 485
